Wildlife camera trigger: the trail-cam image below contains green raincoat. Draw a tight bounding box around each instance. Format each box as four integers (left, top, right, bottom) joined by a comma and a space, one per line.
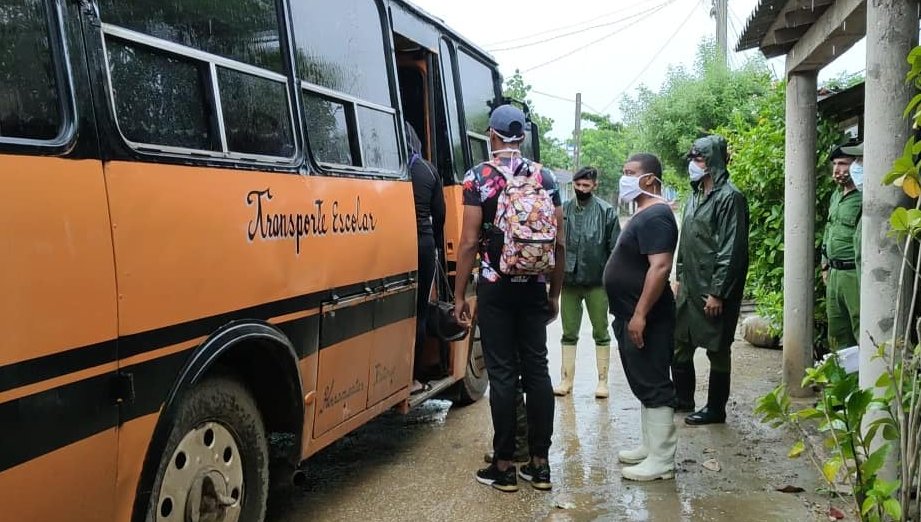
675, 136, 750, 352
563, 196, 621, 286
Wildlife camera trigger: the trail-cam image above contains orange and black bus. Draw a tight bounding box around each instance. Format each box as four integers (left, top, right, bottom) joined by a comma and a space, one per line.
0, 1, 538, 520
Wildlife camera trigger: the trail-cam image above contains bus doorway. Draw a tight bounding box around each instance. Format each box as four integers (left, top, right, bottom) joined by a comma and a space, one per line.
393, 31, 488, 407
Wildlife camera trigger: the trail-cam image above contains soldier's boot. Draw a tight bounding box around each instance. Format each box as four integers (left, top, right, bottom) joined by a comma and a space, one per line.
553, 344, 577, 396
685, 370, 730, 425
594, 344, 610, 399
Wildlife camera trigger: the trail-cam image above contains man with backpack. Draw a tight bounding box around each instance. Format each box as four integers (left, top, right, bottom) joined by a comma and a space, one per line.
454, 104, 564, 493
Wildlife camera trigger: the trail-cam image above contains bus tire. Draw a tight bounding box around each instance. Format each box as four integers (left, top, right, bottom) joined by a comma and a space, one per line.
453, 315, 488, 406
143, 375, 269, 522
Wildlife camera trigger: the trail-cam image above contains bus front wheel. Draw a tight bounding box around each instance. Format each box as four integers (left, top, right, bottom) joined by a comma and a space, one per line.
144, 375, 269, 522
453, 315, 488, 406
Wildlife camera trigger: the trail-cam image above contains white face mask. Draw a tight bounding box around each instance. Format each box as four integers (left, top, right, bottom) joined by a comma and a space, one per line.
688, 161, 707, 182
850, 161, 864, 190
619, 173, 661, 203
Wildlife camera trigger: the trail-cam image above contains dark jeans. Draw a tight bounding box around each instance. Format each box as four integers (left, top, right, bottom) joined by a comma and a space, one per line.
478, 279, 554, 460
414, 232, 436, 380
613, 303, 676, 408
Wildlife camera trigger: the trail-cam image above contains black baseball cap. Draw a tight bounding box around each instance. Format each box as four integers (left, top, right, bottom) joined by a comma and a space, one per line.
488, 104, 526, 142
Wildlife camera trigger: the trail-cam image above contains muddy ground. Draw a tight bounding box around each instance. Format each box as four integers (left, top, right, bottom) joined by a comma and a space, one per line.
270, 314, 846, 521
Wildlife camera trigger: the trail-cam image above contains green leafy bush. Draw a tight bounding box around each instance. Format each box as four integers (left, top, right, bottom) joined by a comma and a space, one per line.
715, 81, 842, 353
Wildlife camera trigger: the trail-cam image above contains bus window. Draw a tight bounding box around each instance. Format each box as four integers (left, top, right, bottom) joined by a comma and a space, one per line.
290, 0, 390, 107
98, 0, 284, 73
106, 40, 216, 151
438, 39, 464, 182
99, 0, 296, 161
291, 0, 402, 175
356, 105, 401, 172
217, 67, 295, 157
301, 93, 355, 166
469, 134, 489, 165
0, 0, 63, 141
457, 49, 496, 158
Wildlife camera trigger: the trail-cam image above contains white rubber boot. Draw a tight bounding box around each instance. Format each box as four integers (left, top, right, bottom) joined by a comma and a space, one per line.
594, 345, 610, 399
617, 405, 648, 464
553, 344, 577, 396
621, 406, 677, 481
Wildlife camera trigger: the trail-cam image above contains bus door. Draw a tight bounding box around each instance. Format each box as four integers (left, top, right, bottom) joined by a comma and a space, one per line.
0, 1, 119, 521
390, 21, 489, 401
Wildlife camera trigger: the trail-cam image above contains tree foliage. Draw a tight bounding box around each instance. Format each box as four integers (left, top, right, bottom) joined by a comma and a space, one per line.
578, 112, 632, 200
503, 70, 571, 170
620, 40, 773, 176
714, 81, 842, 351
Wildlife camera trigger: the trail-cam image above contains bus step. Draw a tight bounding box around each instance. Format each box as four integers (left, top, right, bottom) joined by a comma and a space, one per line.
408, 376, 456, 408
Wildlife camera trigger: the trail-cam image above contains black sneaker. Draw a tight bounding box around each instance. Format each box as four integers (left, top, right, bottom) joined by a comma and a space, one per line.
518, 463, 552, 491
475, 463, 519, 492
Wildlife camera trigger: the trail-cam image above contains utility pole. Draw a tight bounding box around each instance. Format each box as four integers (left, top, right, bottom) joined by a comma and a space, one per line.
573, 92, 582, 170
714, 0, 728, 66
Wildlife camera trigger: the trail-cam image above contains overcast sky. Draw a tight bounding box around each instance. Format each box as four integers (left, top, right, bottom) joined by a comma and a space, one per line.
410, 0, 866, 141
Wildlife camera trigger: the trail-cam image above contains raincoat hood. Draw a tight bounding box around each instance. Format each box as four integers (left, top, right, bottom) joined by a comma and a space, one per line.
404, 121, 423, 158
690, 135, 730, 187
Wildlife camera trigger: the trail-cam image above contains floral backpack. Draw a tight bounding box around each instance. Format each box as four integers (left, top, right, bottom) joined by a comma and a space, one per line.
489, 160, 558, 275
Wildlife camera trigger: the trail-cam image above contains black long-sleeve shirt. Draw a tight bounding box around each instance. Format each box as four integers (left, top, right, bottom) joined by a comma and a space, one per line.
410, 157, 446, 248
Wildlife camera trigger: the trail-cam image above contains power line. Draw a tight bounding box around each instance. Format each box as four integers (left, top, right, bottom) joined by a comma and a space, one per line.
598, 0, 701, 114
530, 89, 603, 113
521, 2, 672, 74
728, 5, 748, 35
484, 0, 665, 47
488, 1, 673, 52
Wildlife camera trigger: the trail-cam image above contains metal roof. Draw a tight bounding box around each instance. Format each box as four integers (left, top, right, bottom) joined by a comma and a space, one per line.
736, 0, 835, 57
818, 81, 865, 122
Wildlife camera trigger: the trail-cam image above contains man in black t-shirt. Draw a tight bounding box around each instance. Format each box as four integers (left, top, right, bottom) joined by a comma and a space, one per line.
454, 105, 564, 493
603, 153, 679, 482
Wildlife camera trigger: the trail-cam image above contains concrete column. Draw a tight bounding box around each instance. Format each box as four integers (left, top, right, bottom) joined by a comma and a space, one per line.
859, 0, 919, 390
783, 68, 819, 398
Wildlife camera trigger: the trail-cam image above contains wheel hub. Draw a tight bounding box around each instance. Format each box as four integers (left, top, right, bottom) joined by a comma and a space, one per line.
157, 422, 244, 522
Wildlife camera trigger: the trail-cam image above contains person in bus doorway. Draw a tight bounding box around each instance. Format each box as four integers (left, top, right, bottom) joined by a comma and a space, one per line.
405, 121, 446, 395
821, 141, 862, 350
454, 104, 564, 493
673, 135, 750, 426
554, 166, 621, 399
603, 153, 679, 481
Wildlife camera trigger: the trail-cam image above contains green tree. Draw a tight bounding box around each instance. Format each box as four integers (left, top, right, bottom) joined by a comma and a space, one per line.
503, 70, 571, 170
578, 112, 632, 200
715, 80, 843, 351
620, 39, 773, 175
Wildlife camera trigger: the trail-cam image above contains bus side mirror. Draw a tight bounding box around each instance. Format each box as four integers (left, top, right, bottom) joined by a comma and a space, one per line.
528, 121, 541, 163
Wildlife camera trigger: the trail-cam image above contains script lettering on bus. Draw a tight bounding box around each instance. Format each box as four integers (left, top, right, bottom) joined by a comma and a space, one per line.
246, 188, 377, 253
321, 377, 366, 412
372, 362, 396, 386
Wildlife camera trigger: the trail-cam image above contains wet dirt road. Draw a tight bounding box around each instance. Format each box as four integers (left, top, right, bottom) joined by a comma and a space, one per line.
270, 316, 841, 522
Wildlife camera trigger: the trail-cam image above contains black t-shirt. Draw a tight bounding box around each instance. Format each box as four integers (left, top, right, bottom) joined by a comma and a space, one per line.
603, 203, 678, 319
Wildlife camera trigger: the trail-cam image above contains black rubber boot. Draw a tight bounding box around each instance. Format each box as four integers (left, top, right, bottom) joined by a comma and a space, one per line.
685, 370, 730, 425
671, 362, 696, 413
